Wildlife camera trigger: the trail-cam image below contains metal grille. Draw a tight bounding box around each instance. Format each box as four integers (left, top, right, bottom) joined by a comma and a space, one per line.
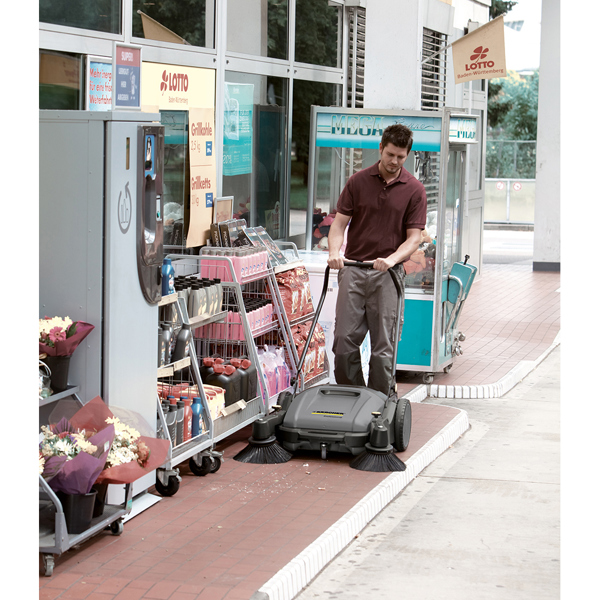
347, 6, 366, 109
421, 28, 448, 111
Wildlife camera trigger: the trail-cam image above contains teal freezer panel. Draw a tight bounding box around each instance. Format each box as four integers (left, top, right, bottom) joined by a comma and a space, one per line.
397, 298, 434, 367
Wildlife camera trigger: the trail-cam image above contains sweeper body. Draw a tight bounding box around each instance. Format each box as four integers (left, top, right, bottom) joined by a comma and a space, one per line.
235, 263, 412, 472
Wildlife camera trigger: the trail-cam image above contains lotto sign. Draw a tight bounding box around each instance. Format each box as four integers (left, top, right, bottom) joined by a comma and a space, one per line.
113, 43, 141, 110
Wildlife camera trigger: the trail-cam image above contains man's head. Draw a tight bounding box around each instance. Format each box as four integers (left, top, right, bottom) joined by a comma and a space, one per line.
380, 123, 413, 153
378, 124, 413, 180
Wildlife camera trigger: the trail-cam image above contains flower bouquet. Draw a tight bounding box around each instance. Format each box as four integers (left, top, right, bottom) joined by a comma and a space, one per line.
39, 316, 95, 357
68, 396, 170, 485
39, 316, 95, 393
39, 418, 115, 496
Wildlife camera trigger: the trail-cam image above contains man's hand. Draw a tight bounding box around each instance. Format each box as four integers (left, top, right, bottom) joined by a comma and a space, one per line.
373, 256, 396, 272
328, 255, 345, 270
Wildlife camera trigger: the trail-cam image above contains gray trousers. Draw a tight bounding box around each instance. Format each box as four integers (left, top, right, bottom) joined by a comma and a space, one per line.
333, 265, 405, 395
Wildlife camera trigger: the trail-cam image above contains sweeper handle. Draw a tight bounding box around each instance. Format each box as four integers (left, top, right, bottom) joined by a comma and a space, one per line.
294, 261, 401, 389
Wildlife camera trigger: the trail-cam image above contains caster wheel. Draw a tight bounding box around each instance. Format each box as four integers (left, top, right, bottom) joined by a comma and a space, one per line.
393, 397, 412, 452
423, 373, 434, 385
444, 364, 453, 374
210, 457, 222, 473
155, 474, 180, 496
110, 520, 124, 536
189, 455, 213, 476
42, 554, 54, 577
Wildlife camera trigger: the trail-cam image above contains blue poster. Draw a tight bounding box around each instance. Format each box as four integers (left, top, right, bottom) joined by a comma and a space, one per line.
223, 83, 254, 176
114, 45, 141, 109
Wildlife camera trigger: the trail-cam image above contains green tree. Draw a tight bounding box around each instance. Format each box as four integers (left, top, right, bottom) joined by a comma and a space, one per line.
487, 70, 538, 178
491, 0, 518, 19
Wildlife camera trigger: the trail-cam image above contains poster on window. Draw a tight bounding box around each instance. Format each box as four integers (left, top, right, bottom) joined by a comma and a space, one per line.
223, 83, 254, 176
86, 56, 112, 111
187, 107, 217, 248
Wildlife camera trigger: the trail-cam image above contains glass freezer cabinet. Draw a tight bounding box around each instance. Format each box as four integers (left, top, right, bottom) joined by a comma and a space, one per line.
305, 107, 479, 384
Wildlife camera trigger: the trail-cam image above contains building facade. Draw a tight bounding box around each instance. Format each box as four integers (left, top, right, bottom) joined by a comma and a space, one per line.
39, 0, 490, 267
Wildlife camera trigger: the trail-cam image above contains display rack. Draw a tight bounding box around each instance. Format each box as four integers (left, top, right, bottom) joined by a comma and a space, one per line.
154, 292, 224, 496
39, 388, 132, 577
153, 252, 299, 496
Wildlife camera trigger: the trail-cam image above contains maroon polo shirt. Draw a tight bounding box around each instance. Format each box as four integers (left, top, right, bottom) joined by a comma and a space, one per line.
336, 161, 427, 262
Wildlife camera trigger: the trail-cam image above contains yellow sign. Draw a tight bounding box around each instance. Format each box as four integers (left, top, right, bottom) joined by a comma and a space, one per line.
141, 62, 216, 246
188, 108, 217, 248
451, 16, 507, 84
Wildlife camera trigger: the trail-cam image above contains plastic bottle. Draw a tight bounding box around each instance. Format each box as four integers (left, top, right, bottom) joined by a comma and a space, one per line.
161, 323, 173, 364
192, 397, 205, 437
182, 397, 192, 442
166, 404, 177, 447
200, 357, 215, 381
206, 364, 242, 407
230, 358, 248, 401
172, 323, 192, 362
162, 258, 175, 297
175, 400, 185, 446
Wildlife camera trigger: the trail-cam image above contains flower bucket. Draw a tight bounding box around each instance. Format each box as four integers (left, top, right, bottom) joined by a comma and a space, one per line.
91, 483, 108, 518
57, 489, 98, 534
45, 355, 71, 393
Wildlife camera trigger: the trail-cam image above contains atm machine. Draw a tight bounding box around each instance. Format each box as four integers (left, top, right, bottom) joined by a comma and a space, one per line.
39, 111, 165, 496
305, 106, 479, 385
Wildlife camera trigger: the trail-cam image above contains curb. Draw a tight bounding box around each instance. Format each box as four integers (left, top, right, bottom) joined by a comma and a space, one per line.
252, 407, 470, 600
429, 333, 560, 400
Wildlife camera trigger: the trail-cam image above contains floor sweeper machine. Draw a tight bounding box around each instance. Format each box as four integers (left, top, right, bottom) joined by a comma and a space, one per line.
234, 261, 412, 473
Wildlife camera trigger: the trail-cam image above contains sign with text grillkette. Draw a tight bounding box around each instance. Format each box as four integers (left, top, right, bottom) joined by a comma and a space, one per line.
451, 16, 507, 84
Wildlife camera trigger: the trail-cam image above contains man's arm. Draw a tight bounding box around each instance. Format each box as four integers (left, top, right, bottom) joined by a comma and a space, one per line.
327, 212, 352, 270
373, 227, 422, 272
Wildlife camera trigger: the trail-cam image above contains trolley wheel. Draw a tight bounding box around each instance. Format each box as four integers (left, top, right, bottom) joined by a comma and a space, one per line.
189, 455, 213, 477
210, 456, 222, 473
42, 554, 54, 577
393, 397, 412, 452
423, 373, 434, 385
444, 364, 453, 374
155, 474, 180, 497
110, 519, 124, 536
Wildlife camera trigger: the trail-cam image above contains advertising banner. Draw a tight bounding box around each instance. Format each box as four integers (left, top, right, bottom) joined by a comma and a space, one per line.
141, 62, 216, 247
188, 108, 217, 248
451, 16, 507, 84
223, 83, 254, 176
86, 57, 112, 111
113, 43, 141, 110
315, 112, 443, 152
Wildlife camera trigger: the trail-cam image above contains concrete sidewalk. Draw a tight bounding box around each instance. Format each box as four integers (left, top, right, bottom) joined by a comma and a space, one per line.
295, 345, 560, 600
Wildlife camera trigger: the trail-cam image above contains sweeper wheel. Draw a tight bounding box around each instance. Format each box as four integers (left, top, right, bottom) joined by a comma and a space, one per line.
393, 397, 412, 452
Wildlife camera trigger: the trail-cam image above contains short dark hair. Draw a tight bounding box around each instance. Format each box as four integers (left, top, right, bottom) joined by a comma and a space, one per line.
381, 124, 413, 152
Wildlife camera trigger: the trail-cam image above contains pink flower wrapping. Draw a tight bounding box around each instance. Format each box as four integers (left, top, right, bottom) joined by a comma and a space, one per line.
39, 320, 95, 357
68, 396, 170, 485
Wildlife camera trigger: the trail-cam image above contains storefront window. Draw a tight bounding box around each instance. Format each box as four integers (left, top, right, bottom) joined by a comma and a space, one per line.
40, 0, 122, 34
227, 0, 288, 59
222, 73, 288, 240
291, 80, 341, 248
160, 111, 189, 249
132, 0, 215, 48
39, 50, 82, 110
295, 0, 341, 68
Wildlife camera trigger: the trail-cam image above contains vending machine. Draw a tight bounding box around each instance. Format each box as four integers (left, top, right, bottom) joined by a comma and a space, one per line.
39, 110, 165, 494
